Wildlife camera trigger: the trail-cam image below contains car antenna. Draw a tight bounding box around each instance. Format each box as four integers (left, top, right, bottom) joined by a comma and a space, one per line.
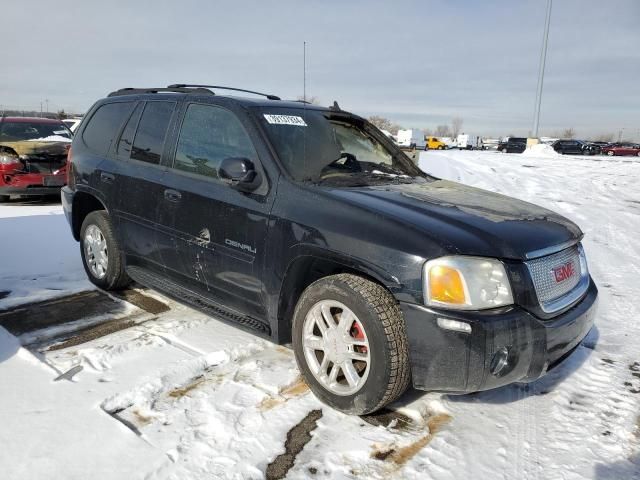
330, 101, 341, 111
303, 41, 307, 176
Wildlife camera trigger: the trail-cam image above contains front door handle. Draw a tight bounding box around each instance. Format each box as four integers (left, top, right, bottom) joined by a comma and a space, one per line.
100, 172, 115, 183
164, 189, 182, 203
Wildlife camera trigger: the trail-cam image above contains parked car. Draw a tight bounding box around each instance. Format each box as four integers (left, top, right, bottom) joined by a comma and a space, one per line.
425, 136, 447, 150
497, 138, 527, 153
63, 84, 598, 415
552, 140, 598, 155
62, 117, 83, 133
601, 143, 640, 157
0, 116, 72, 202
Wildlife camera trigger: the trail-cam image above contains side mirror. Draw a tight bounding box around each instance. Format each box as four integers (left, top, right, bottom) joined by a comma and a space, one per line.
219, 157, 261, 192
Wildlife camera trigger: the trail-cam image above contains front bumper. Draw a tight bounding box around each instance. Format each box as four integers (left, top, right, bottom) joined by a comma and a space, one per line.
401, 278, 598, 393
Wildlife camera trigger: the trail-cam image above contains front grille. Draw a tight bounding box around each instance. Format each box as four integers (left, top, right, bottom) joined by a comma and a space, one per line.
526, 244, 586, 312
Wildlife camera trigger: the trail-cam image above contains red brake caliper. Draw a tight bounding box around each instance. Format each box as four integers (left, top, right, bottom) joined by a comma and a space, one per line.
350, 321, 368, 354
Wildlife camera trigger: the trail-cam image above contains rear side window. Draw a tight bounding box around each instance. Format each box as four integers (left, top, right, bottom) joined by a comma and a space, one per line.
82, 102, 134, 155
117, 103, 143, 158
173, 104, 258, 179
131, 101, 175, 165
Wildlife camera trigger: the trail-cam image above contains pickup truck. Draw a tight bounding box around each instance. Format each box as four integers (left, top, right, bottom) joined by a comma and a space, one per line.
62, 85, 598, 414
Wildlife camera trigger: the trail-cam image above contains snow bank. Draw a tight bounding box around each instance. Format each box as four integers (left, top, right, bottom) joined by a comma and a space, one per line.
0, 204, 89, 308
521, 143, 560, 158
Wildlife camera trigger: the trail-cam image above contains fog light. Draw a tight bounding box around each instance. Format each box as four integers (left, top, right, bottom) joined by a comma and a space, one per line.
436, 317, 472, 334
490, 347, 510, 376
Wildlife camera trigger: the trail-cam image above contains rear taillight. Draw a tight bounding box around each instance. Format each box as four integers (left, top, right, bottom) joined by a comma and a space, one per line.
66, 146, 73, 186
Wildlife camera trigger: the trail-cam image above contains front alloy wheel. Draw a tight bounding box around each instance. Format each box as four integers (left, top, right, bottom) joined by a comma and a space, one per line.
302, 300, 371, 396
292, 274, 411, 415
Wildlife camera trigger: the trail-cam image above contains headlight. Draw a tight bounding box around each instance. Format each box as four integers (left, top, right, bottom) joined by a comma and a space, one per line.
0, 152, 19, 165
424, 256, 514, 310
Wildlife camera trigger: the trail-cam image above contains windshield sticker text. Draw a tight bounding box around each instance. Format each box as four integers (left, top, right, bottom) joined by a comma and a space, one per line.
263, 114, 307, 126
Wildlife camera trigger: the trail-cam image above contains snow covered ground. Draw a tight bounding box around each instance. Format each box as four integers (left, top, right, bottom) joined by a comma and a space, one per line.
0, 150, 638, 480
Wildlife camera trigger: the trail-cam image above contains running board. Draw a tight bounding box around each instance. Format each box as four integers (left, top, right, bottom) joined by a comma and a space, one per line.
126, 266, 271, 336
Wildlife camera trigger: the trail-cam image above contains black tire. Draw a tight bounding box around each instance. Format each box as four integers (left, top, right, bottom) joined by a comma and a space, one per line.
0, 195, 9, 203
438, 145, 445, 150
292, 274, 410, 415
80, 210, 130, 290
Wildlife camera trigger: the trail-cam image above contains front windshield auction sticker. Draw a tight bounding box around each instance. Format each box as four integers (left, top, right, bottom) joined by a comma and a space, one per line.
263, 114, 307, 126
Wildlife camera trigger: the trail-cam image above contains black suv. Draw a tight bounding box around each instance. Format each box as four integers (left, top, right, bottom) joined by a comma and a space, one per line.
62, 85, 598, 415
497, 137, 527, 153
552, 139, 598, 155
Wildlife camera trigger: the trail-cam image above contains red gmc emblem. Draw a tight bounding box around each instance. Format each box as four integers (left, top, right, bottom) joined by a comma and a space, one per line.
552, 261, 576, 283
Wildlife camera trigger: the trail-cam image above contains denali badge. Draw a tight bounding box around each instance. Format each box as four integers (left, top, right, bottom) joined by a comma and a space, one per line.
552, 261, 575, 283
225, 238, 257, 254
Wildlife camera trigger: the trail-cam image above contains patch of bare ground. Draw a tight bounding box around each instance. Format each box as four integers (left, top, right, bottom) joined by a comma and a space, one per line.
167, 375, 207, 399
259, 376, 309, 411
371, 413, 452, 466
265, 409, 323, 480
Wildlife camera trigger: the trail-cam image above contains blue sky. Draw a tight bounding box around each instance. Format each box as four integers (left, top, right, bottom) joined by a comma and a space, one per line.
2, 0, 639, 138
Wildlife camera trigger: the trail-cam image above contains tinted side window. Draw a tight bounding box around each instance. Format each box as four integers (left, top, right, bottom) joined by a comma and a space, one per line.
173, 104, 258, 179
82, 102, 134, 155
117, 103, 143, 158
131, 101, 175, 165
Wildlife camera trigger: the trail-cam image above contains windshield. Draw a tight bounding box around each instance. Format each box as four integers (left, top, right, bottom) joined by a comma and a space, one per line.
256, 107, 425, 186
0, 121, 73, 142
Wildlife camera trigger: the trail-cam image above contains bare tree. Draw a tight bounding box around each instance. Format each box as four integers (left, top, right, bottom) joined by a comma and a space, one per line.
451, 117, 464, 138
435, 124, 452, 137
594, 132, 614, 142
561, 128, 576, 139
368, 115, 402, 135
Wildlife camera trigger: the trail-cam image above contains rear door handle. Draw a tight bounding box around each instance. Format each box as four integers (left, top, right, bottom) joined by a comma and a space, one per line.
164, 189, 182, 203
100, 172, 115, 183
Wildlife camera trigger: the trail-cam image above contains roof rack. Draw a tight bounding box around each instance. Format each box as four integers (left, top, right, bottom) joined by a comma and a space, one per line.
167, 84, 281, 100
107, 87, 214, 97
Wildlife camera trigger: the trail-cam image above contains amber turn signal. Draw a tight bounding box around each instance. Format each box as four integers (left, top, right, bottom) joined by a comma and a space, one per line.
428, 265, 467, 305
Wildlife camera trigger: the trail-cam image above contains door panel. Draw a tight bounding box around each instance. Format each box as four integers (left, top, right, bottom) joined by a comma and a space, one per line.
156, 103, 273, 318
115, 100, 176, 272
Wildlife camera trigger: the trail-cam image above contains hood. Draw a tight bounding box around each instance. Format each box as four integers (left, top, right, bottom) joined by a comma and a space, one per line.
0, 139, 70, 157
325, 179, 582, 260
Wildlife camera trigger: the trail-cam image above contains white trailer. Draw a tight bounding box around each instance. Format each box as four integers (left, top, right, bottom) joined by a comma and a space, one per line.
396, 129, 426, 149
455, 133, 483, 150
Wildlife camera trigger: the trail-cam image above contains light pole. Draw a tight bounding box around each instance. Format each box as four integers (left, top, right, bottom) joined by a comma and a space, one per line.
532, 0, 553, 138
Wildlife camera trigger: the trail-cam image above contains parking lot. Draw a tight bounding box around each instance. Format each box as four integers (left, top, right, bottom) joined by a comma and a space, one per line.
0, 149, 637, 479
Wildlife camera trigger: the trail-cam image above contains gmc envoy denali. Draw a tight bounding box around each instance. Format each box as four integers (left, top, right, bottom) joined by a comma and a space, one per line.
62, 85, 598, 414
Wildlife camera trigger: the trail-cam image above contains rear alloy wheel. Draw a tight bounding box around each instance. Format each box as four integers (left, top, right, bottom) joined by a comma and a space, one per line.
636, 151, 640, 157
502, 148, 508, 153
80, 210, 130, 290
607, 150, 614, 156
292, 274, 410, 415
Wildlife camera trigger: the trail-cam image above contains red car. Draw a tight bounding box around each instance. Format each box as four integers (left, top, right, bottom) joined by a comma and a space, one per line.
601, 143, 640, 157
0, 117, 72, 202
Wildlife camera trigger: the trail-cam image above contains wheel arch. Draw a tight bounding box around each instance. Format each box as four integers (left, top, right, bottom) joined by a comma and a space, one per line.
275, 249, 400, 344
71, 190, 108, 241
